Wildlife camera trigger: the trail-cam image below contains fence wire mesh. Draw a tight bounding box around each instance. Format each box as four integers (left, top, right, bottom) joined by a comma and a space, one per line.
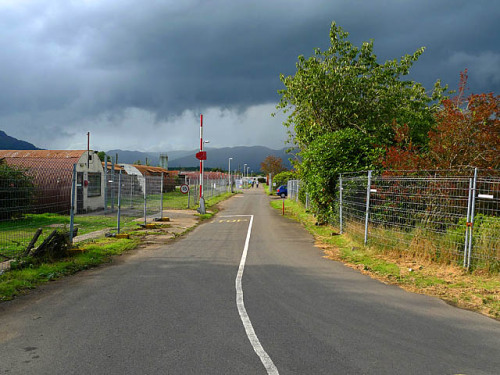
289, 170, 499, 269
1, 168, 229, 270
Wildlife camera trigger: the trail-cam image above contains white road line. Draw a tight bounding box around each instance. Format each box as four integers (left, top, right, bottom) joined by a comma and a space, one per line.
235, 215, 279, 375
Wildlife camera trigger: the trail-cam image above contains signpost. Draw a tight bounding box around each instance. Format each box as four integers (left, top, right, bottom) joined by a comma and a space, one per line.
197, 114, 206, 214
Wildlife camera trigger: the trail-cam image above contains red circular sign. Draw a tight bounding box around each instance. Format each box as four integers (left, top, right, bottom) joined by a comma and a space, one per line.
180, 184, 190, 194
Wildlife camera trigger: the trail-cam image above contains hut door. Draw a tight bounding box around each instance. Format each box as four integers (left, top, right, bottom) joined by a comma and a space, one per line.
77, 172, 84, 214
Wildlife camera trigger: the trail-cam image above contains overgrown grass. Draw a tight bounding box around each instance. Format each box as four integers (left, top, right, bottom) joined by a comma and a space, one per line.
271, 198, 500, 320
0, 237, 140, 301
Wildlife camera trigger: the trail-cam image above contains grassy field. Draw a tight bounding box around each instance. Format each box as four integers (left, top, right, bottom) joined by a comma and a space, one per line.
271, 198, 500, 320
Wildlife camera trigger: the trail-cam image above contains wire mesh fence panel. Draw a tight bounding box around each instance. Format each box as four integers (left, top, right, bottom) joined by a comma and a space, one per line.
471, 175, 500, 267
340, 170, 500, 268
289, 170, 499, 269
0, 165, 73, 269
287, 180, 300, 201
366, 174, 471, 263
339, 173, 369, 244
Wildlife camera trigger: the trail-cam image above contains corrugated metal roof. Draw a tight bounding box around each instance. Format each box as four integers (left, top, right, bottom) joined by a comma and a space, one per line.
132, 165, 168, 175
0, 150, 87, 159
102, 162, 124, 172
0, 150, 101, 215
0, 158, 76, 172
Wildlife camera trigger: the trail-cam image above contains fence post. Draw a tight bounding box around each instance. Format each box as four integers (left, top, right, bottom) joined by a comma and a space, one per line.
117, 170, 122, 234
466, 168, 478, 268
187, 177, 191, 209
364, 170, 372, 245
339, 174, 343, 235
104, 158, 108, 211
143, 176, 147, 226
69, 164, 77, 243
464, 177, 473, 268
160, 173, 164, 218
130, 176, 134, 209
111, 157, 115, 211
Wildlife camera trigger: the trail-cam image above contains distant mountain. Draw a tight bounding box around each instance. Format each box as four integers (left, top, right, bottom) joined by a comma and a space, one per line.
106, 146, 296, 173
105, 149, 161, 165
168, 146, 295, 173
0, 130, 40, 150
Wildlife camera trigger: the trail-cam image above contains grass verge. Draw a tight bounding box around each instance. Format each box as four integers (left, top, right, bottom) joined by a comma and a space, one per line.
0, 237, 140, 301
271, 199, 500, 321
0, 191, 238, 302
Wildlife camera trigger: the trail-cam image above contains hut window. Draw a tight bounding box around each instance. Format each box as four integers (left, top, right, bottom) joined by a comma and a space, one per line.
87, 172, 102, 197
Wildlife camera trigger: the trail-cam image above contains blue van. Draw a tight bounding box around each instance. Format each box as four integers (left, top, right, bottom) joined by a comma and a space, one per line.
276, 185, 287, 198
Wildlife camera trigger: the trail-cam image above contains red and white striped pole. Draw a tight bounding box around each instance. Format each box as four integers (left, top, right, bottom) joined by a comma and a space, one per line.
199, 114, 203, 199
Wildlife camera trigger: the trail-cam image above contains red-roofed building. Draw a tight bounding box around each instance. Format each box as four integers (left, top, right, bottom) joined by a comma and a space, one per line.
0, 150, 105, 215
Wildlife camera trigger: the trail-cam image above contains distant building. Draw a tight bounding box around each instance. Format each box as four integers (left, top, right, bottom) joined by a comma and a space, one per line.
179, 171, 227, 182
119, 164, 179, 192
0, 150, 105, 214
159, 153, 168, 170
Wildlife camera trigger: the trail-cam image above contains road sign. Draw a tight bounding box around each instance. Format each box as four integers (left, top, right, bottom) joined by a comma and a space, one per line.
180, 184, 190, 194
196, 151, 207, 160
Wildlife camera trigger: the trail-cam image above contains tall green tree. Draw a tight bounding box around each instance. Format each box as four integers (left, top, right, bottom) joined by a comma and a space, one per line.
276, 22, 446, 150
275, 22, 446, 220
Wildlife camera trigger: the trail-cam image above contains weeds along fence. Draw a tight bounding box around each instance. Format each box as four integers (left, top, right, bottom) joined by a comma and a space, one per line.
288, 169, 500, 271
0, 167, 228, 270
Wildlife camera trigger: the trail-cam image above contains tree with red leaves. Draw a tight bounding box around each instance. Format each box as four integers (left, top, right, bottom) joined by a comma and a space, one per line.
381, 70, 500, 171
260, 155, 287, 176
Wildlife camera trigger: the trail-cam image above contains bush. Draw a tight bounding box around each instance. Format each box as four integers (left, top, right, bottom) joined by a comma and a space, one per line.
273, 171, 296, 187
299, 129, 381, 222
0, 160, 35, 220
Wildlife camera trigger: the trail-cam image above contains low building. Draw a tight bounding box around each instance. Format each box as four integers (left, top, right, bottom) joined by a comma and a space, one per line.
120, 164, 179, 192
0, 150, 105, 214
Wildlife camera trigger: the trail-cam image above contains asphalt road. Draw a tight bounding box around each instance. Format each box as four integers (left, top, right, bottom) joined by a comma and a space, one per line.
1, 188, 499, 374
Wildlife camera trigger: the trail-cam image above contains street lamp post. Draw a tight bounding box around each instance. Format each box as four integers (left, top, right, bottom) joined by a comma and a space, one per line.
228, 157, 232, 193
243, 163, 247, 187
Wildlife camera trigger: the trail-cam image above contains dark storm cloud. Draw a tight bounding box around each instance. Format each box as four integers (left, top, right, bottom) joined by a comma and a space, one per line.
0, 0, 498, 150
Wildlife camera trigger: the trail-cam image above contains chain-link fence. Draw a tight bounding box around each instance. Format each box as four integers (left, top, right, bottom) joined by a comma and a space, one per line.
287, 169, 499, 270
1, 167, 229, 271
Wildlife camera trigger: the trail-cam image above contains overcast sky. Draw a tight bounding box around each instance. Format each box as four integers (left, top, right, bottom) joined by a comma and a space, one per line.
0, 0, 498, 152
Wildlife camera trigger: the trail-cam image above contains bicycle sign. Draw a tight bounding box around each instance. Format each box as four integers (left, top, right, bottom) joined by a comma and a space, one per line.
180, 184, 190, 194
